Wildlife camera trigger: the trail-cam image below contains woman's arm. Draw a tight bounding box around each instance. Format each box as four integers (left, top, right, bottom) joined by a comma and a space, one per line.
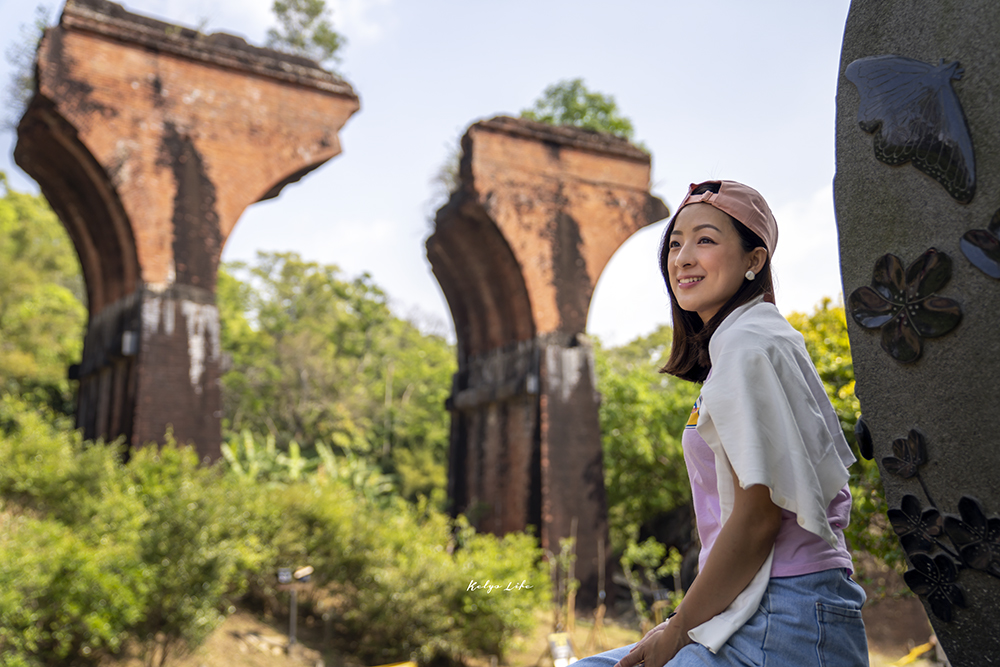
615, 470, 783, 667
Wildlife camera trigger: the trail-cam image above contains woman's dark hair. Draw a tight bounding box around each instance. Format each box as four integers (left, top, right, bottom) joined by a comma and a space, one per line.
658, 182, 775, 382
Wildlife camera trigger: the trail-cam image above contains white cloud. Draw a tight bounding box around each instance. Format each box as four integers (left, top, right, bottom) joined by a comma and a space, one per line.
771, 185, 845, 315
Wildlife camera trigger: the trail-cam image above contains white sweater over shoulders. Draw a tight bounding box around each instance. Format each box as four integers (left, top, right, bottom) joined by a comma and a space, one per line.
688, 297, 855, 652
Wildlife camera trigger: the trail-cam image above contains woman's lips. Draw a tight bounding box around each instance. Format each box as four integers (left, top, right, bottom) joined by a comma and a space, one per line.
677, 277, 703, 289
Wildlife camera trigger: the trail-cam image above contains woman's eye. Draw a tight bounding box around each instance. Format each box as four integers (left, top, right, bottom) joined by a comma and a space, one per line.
698, 237, 715, 244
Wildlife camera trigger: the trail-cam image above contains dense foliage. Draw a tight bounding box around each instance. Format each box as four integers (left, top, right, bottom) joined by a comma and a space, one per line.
0, 399, 549, 666
0, 174, 85, 417
219, 253, 455, 506
520, 78, 637, 140
595, 325, 698, 553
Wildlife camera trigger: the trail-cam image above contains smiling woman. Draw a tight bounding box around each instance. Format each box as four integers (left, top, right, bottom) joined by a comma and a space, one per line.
576, 180, 867, 667
659, 182, 775, 383
667, 203, 766, 328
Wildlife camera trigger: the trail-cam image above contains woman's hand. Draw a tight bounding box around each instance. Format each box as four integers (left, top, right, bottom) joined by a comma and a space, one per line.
613, 619, 691, 667
611, 474, 782, 667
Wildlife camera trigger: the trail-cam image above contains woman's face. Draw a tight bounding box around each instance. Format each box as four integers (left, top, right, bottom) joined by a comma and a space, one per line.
666, 203, 763, 324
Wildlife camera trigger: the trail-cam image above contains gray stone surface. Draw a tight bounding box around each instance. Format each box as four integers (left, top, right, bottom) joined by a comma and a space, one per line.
836, 2, 1000, 664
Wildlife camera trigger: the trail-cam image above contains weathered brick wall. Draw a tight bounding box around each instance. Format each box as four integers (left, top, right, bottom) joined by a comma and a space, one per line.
15, 0, 359, 457
429, 116, 669, 605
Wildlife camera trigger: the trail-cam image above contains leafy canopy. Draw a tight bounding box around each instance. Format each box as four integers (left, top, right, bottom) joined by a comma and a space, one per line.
595, 325, 698, 553
218, 252, 455, 506
0, 173, 86, 417
266, 0, 346, 66
521, 78, 636, 139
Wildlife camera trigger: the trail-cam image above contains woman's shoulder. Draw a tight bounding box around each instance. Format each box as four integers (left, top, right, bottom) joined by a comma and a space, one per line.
710, 299, 801, 359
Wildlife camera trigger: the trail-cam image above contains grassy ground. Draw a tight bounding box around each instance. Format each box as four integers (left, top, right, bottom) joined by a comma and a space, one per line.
113, 596, 937, 667
107, 559, 938, 667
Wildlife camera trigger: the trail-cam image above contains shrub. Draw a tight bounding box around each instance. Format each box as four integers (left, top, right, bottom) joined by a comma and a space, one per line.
0, 400, 272, 666
0, 398, 549, 666
0, 397, 146, 665
258, 482, 549, 664
124, 441, 275, 665
0, 511, 146, 666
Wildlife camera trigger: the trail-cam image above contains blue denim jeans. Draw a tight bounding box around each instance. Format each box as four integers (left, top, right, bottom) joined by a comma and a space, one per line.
576, 568, 868, 667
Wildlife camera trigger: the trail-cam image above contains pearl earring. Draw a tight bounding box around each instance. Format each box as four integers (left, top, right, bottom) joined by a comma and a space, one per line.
745, 269, 756, 281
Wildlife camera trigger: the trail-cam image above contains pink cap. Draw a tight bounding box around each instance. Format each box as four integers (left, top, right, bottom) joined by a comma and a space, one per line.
675, 180, 778, 255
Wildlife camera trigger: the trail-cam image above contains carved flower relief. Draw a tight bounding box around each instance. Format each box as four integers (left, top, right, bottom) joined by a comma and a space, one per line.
848, 249, 962, 363
889, 494, 943, 553
903, 553, 967, 622
881, 429, 926, 479
960, 207, 1000, 278
879, 426, 1000, 622
944, 496, 1000, 578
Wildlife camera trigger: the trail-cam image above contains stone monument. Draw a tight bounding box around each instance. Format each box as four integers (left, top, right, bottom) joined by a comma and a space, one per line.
15, 0, 359, 459
836, 2, 1000, 663
427, 116, 668, 605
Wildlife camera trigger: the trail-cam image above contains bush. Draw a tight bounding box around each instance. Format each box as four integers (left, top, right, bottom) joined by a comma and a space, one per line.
449, 517, 550, 658
0, 397, 146, 665
0, 398, 550, 666
257, 482, 549, 664
0, 512, 145, 666
124, 441, 275, 665
0, 399, 272, 666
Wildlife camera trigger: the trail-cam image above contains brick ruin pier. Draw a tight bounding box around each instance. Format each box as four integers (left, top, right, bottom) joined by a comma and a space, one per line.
428, 116, 669, 604
15, 0, 359, 459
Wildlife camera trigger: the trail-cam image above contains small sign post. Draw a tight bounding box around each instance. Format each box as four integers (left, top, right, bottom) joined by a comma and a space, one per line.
277, 566, 313, 651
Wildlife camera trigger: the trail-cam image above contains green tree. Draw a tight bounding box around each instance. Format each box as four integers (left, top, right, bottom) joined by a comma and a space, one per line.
0, 174, 86, 416
787, 298, 905, 577
596, 325, 699, 553
266, 0, 346, 67
218, 252, 455, 504
521, 78, 636, 139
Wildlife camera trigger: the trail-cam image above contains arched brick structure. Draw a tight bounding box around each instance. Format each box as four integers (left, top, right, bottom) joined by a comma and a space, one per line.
428, 116, 669, 605
14, 0, 359, 459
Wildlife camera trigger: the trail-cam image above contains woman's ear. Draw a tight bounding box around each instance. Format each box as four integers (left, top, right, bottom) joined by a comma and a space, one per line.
749, 247, 768, 274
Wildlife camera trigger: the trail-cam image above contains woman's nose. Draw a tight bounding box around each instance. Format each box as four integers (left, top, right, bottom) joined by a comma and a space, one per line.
675, 243, 695, 267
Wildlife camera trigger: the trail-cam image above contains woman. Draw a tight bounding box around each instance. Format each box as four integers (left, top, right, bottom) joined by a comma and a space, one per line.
582, 180, 868, 667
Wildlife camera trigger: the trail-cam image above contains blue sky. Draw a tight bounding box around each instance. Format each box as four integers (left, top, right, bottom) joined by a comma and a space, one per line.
0, 0, 853, 345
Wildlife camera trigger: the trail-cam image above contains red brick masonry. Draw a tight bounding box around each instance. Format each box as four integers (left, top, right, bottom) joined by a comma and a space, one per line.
428, 116, 669, 605
15, 0, 359, 458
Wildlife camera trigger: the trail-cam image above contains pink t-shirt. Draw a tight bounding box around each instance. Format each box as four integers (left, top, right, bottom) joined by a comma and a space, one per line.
682, 398, 854, 577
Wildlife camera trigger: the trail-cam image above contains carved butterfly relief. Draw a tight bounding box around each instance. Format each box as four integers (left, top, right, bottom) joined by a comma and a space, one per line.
846, 55, 976, 203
